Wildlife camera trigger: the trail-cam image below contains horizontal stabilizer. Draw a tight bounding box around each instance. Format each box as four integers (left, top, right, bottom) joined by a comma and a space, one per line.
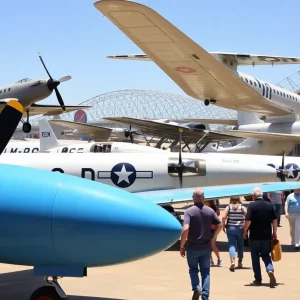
184, 118, 238, 125
137, 182, 300, 205
226, 130, 300, 142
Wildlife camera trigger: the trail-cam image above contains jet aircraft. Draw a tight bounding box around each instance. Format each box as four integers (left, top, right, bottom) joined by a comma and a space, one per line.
0, 53, 91, 133
95, 0, 300, 118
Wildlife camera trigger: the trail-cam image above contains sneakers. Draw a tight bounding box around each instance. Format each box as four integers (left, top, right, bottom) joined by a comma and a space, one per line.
217, 258, 223, 266
238, 260, 243, 268
210, 259, 214, 266
229, 262, 235, 272
268, 271, 277, 288
192, 290, 201, 300
252, 279, 262, 285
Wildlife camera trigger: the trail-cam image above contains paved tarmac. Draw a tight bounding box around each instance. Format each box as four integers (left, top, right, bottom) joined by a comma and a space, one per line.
0, 198, 298, 299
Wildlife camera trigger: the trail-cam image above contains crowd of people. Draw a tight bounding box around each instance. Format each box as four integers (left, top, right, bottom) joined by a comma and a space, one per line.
179, 187, 300, 300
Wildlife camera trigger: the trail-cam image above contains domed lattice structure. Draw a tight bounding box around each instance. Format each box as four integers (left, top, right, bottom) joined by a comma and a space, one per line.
29, 89, 236, 128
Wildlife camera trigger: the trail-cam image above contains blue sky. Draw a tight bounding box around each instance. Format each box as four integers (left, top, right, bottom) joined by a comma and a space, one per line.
1, 0, 300, 106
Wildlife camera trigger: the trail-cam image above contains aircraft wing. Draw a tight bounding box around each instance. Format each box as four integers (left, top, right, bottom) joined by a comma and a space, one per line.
226, 130, 300, 142
108, 53, 300, 66
104, 117, 241, 143
26, 104, 92, 117
95, 0, 292, 117
183, 118, 238, 126
136, 182, 300, 205
49, 120, 113, 136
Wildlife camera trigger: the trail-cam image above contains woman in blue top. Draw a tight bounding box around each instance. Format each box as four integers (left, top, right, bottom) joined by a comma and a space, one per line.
285, 189, 300, 250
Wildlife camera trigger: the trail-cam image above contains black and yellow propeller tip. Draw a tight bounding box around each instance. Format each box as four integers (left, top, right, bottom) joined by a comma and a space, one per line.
6, 100, 24, 114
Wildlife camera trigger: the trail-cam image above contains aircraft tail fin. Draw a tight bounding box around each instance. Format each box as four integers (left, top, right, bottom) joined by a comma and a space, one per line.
39, 118, 60, 151
237, 111, 263, 126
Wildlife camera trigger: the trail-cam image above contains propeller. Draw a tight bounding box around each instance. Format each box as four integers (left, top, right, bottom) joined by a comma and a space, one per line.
276, 149, 286, 182
174, 128, 199, 188
38, 53, 72, 112
0, 100, 24, 155
124, 124, 141, 143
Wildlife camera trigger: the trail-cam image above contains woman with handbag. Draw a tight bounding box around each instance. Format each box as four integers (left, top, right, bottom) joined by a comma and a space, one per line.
222, 196, 247, 272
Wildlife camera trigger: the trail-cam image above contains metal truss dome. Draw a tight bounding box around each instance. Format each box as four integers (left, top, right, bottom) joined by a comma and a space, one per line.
30, 89, 236, 129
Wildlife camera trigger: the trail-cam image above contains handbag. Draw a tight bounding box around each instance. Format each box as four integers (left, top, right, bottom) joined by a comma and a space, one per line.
271, 239, 282, 262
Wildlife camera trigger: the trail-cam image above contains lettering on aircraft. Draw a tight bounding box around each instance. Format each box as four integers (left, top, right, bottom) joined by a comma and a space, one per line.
42, 131, 50, 138
51, 163, 153, 188
68, 148, 84, 153
3, 147, 39, 153
30, 80, 43, 87
221, 158, 239, 164
268, 163, 300, 180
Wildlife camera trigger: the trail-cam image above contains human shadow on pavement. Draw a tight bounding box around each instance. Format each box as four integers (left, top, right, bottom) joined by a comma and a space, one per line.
244, 282, 284, 288
166, 240, 297, 253
0, 269, 125, 300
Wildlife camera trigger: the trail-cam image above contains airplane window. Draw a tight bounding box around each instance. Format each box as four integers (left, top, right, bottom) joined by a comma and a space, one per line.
245, 78, 248, 83
8, 88, 11, 92
4, 89, 6, 93
280, 92, 282, 96
254, 82, 257, 86
0, 91, 2, 94
283, 93, 286, 97
250, 80, 253, 85
273, 89, 275, 93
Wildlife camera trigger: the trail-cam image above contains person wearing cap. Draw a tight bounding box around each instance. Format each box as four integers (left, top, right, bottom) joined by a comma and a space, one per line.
180, 188, 222, 300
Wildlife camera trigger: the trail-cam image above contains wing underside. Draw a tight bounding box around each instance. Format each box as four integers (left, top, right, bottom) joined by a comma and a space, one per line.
104, 116, 242, 143
95, 0, 293, 116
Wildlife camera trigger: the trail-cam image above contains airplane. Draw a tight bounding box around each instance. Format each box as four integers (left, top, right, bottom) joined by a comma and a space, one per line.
0, 53, 91, 134
94, 0, 300, 155
3, 118, 165, 153
2, 100, 299, 300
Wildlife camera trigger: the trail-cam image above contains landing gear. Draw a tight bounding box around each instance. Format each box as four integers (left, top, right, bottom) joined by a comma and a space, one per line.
29, 276, 67, 300
22, 122, 31, 133
21, 109, 32, 133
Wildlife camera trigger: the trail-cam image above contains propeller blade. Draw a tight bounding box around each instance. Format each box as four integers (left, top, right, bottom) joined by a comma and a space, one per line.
0, 100, 24, 155
59, 75, 72, 82
38, 52, 53, 80
54, 88, 66, 111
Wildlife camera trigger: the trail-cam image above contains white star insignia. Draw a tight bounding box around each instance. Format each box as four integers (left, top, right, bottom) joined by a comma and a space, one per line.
114, 164, 133, 184
287, 165, 296, 178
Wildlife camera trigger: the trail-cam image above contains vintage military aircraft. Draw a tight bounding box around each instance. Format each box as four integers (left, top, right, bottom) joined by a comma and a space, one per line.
0, 53, 91, 133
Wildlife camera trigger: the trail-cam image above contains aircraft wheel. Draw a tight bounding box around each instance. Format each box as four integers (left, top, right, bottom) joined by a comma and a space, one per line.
22, 122, 32, 133
29, 286, 66, 300
204, 99, 210, 106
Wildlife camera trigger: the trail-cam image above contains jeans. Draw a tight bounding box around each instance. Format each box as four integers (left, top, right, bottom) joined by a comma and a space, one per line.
186, 249, 211, 300
273, 204, 282, 225
226, 226, 244, 259
250, 240, 274, 281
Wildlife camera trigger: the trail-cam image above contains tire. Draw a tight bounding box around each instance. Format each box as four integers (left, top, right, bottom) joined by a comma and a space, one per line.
29, 286, 66, 300
22, 122, 32, 133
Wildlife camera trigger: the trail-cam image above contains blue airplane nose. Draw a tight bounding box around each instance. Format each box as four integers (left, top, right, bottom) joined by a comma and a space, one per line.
51, 176, 182, 267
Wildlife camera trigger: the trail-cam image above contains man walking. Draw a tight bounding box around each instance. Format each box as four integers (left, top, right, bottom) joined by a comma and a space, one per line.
244, 187, 278, 288
180, 188, 222, 300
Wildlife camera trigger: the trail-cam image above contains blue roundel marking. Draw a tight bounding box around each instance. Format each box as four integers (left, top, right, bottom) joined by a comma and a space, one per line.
285, 163, 299, 179
110, 163, 137, 188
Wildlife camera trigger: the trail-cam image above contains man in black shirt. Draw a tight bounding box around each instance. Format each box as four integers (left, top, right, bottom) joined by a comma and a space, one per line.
244, 187, 278, 288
